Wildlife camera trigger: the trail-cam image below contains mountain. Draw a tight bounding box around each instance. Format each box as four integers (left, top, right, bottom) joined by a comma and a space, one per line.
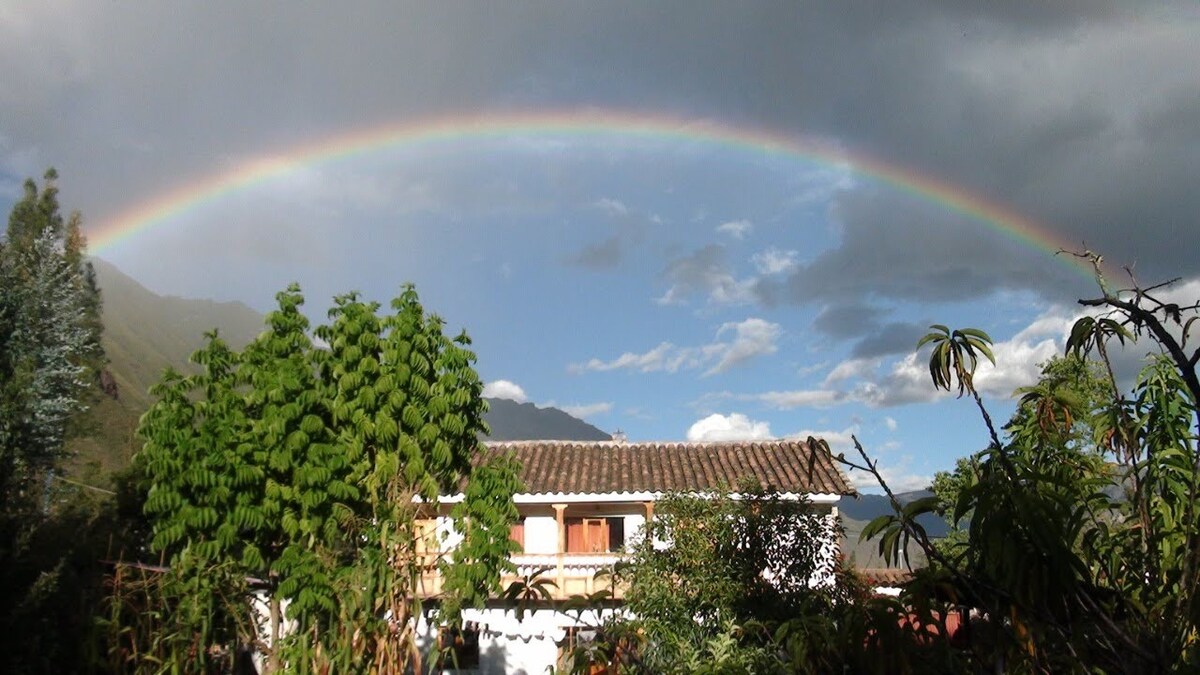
66, 259, 268, 481
838, 489, 945, 569
483, 398, 611, 441
89, 258, 266, 411
67, 260, 608, 482
838, 490, 948, 538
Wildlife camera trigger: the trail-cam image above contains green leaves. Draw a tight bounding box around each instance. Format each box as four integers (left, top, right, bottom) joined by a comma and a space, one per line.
1065, 316, 1134, 359
917, 325, 995, 397
135, 282, 517, 672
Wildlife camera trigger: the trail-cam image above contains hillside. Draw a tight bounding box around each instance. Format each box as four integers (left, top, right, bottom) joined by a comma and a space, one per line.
838, 489, 948, 538
839, 490, 942, 570
89, 258, 266, 411
66, 260, 608, 482
484, 398, 611, 441
66, 260, 268, 482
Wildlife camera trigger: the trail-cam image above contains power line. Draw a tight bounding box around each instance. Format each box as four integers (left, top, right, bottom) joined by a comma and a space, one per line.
51, 473, 116, 495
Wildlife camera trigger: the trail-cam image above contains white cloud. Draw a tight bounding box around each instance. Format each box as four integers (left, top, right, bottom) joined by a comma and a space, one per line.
482, 379, 528, 402
784, 425, 857, 449
884, 416, 898, 431
656, 274, 756, 307
784, 424, 926, 492
569, 341, 686, 374
570, 318, 781, 377
780, 300, 1147, 410
823, 357, 879, 385
751, 247, 799, 275
593, 197, 629, 217
851, 304, 1083, 407
655, 244, 758, 306
754, 388, 843, 410
971, 336, 1060, 398
716, 219, 752, 239
708, 318, 781, 375
687, 412, 773, 441
559, 401, 613, 419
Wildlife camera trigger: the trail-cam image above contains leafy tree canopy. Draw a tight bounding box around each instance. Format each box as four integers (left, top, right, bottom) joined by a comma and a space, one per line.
132, 284, 520, 674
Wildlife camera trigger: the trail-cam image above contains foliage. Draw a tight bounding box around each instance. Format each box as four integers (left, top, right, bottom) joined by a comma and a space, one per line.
930, 354, 1113, 558
0, 168, 104, 510
862, 252, 1200, 673
556, 485, 965, 674
917, 325, 995, 398
0, 170, 118, 674
130, 283, 520, 673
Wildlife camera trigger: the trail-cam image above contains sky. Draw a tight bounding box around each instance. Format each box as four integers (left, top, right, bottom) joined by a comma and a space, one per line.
2, 1, 1198, 491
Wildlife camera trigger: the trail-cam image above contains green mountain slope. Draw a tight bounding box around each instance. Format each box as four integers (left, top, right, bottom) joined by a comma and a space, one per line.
89, 258, 265, 411
66, 259, 267, 483
67, 260, 609, 483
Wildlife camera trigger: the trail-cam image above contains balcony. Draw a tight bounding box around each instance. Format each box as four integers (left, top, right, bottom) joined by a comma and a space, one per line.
510, 552, 624, 599
417, 552, 626, 600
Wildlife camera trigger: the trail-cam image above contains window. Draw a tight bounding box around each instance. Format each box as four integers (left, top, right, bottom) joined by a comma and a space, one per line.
565, 517, 625, 553
510, 516, 526, 552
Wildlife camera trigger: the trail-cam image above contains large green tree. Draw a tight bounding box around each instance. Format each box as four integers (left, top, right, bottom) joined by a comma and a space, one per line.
0, 170, 112, 674
0, 169, 103, 510
131, 283, 520, 674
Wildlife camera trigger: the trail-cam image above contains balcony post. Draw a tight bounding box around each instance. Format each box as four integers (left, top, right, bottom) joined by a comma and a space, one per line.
552, 503, 567, 598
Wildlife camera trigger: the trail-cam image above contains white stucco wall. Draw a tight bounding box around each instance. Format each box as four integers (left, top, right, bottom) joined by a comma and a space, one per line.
522, 516, 558, 554
419, 606, 625, 675
621, 513, 644, 549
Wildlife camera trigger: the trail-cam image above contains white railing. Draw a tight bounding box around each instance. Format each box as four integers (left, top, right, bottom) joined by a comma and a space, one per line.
512, 552, 621, 578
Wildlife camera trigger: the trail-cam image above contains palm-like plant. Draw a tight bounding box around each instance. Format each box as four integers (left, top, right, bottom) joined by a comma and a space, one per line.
917, 325, 1007, 459
916, 325, 996, 398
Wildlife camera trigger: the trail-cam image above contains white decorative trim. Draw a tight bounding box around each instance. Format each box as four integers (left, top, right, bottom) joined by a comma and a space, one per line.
434, 491, 842, 504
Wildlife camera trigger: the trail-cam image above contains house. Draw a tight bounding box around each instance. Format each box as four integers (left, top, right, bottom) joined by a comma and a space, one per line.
416, 437, 856, 674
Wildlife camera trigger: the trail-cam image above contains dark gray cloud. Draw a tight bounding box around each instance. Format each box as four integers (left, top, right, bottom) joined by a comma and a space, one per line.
812, 304, 885, 339
812, 305, 930, 359
850, 322, 929, 359
2, 1, 1195, 303
658, 244, 757, 305
755, 190, 1095, 307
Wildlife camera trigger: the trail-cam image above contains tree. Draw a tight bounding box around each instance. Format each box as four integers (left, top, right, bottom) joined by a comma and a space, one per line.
561, 484, 962, 675
596, 484, 839, 673
132, 283, 521, 673
930, 354, 1113, 555
859, 252, 1200, 672
0, 169, 104, 511
0, 170, 112, 673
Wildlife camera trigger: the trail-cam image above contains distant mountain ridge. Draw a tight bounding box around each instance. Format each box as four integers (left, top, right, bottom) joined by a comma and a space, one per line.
90, 258, 265, 411
838, 490, 943, 569
838, 489, 947, 537
69, 260, 608, 482
483, 398, 611, 441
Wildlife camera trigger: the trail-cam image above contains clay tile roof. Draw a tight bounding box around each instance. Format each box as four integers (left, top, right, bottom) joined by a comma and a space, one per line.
859, 568, 914, 588
481, 439, 855, 496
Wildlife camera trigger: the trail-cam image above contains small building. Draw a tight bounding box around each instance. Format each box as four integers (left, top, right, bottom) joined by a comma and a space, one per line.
417, 438, 855, 674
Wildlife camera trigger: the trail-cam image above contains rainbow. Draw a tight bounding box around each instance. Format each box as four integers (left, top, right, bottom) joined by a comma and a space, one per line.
88, 109, 1095, 276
